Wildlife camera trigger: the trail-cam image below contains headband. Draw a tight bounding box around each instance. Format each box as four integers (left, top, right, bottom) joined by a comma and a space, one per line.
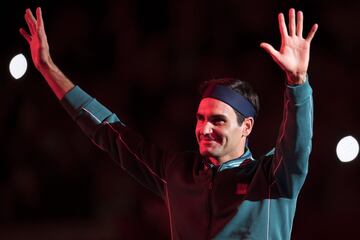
202, 85, 256, 118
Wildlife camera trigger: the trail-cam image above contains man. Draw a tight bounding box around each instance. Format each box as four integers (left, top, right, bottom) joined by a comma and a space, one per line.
20, 7, 318, 239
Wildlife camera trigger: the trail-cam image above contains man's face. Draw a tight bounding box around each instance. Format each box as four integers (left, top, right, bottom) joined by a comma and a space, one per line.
195, 98, 249, 163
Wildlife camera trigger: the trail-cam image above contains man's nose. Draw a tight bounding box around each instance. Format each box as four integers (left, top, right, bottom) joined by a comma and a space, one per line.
202, 122, 213, 135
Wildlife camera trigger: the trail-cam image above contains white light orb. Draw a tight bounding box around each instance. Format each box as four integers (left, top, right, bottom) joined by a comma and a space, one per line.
336, 136, 359, 162
9, 53, 28, 79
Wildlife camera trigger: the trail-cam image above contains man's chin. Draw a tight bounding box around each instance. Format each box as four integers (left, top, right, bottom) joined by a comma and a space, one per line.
199, 148, 218, 158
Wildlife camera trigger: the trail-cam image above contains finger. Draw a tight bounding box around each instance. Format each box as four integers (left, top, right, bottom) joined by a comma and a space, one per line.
288, 8, 296, 36
19, 28, 31, 44
278, 13, 288, 39
25, 9, 36, 35
260, 42, 280, 61
36, 7, 44, 29
297, 10, 303, 37
305, 23, 318, 42
27, 8, 37, 25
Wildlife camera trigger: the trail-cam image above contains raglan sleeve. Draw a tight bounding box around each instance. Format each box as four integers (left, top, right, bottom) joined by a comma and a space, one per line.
271, 76, 313, 197
60, 86, 172, 198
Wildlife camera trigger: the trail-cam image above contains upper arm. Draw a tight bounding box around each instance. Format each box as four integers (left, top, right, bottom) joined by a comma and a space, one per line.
61, 86, 171, 197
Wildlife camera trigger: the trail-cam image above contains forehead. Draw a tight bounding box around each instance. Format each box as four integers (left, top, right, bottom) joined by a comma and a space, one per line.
197, 98, 236, 117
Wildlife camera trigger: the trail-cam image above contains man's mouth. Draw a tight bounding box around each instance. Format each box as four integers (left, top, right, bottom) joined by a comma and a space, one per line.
200, 137, 218, 145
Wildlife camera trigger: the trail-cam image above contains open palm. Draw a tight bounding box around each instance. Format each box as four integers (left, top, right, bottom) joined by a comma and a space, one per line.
261, 9, 318, 84
19, 7, 52, 71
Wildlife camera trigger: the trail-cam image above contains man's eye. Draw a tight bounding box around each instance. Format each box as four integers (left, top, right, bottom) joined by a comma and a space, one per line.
213, 119, 225, 125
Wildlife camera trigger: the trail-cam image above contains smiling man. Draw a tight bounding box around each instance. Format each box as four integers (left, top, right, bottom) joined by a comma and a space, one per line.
20, 6, 317, 240
196, 79, 258, 166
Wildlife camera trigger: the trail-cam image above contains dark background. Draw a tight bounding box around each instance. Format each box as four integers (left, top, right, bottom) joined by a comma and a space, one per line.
1, 0, 359, 239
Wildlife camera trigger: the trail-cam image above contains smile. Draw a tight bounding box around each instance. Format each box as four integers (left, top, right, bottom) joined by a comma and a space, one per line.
200, 139, 218, 145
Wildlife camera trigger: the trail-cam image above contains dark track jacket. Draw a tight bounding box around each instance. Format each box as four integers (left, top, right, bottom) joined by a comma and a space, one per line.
61, 79, 313, 240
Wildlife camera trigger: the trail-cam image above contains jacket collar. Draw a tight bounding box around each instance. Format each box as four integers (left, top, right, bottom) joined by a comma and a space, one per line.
204, 148, 254, 172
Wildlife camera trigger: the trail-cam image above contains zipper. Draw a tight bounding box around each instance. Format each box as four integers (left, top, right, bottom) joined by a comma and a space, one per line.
207, 167, 217, 239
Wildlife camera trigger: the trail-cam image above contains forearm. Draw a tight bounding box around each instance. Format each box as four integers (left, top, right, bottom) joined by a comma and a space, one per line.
278, 81, 313, 167
272, 78, 313, 195
38, 61, 75, 100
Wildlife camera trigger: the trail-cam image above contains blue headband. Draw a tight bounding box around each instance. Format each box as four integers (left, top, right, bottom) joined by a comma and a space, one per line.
202, 85, 256, 118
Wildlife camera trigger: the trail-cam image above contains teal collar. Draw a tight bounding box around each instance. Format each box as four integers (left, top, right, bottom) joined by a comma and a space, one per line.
205, 148, 254, 172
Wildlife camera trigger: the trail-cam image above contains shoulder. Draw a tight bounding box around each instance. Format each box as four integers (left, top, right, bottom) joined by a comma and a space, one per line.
254, 148, 276, 171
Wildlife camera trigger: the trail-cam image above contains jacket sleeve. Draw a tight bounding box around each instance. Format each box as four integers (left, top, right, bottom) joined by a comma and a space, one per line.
271, 77, 313, 197
60, 86, 172, 198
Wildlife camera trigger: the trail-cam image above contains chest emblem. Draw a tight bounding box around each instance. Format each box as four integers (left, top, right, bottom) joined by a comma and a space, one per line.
235, 183, 248, 195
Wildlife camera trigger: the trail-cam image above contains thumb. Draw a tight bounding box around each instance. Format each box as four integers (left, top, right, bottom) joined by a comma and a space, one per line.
260, 42, 279, 59
19, 28, 31, 44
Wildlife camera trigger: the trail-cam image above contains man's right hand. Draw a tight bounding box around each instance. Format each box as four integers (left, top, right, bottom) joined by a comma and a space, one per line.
20, 7, 52, 72
19, 7, 74, 100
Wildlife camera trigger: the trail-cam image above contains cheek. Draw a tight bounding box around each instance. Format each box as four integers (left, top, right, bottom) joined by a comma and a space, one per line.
195, 125, 201, 141
227, 128, 243, 145
212, 130, 225, 144
195, 123, 200, 132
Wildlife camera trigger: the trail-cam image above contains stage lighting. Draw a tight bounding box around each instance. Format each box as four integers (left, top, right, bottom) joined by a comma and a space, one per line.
336, 136, 359, 162
9, 53, 28, 79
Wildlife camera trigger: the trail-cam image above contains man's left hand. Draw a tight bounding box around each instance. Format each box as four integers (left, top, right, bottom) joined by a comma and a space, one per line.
260, 8, 318, 85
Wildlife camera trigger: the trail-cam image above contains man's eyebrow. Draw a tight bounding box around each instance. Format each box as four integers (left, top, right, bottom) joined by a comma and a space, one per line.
196, 113, 228, 120
209, 114, 227, 120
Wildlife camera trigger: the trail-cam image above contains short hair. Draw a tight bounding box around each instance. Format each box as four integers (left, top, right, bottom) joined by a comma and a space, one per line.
199, 78, 260, 125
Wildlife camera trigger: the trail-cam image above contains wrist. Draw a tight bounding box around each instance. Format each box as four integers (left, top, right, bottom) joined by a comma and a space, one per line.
37, 57, 56, 74
286, 72, 307, 85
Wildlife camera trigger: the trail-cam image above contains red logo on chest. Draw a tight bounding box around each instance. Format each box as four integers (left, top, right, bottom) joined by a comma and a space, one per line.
236, 183, 248, 195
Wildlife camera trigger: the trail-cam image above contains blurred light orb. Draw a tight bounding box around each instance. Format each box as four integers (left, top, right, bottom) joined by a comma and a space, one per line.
9, 53, 28, 79
336, 136, 359, 162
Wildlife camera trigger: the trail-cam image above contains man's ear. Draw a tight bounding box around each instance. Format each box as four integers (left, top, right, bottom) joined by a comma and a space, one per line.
242, 117, 254, 137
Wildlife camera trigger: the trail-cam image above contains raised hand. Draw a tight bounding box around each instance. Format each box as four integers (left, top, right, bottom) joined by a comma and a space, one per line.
19, 7, 74, 99
260, 8, 318, 85
19, 7, 52, 71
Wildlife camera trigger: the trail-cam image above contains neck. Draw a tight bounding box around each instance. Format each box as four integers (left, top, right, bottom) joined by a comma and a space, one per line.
209, 147, 246, 166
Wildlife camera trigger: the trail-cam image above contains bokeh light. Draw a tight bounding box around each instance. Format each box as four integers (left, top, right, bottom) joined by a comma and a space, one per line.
9, 53, 27, 79
336, 136, 359, 162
